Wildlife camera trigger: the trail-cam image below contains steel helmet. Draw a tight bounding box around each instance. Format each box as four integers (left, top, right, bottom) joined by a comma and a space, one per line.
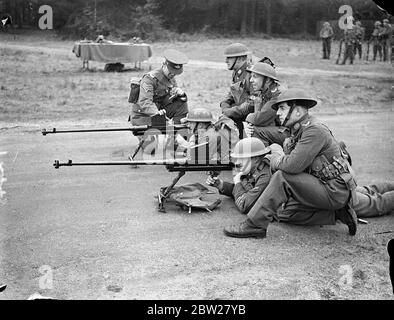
224, 43, 250, 58
186, 108, 213, 122
271, 88, 318, 110
231, 137, 270, 159
375, 21, 381, 26
247, 62, 278, 81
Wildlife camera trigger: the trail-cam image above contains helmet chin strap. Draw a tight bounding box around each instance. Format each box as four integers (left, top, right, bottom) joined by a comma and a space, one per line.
281, 102, 296, 127
230, 57, 239, 70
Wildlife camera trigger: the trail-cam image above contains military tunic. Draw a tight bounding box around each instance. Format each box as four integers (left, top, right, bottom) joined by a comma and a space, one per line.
246, 115, 356, 229
247, 83, 290, 146
220, 61, 253, 136
187, 116, 239, 164
129, 67, 188, 125
218, 160, 271, 214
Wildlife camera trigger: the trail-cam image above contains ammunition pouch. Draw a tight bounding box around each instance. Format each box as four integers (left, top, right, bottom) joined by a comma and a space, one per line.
310, 154, 358, 206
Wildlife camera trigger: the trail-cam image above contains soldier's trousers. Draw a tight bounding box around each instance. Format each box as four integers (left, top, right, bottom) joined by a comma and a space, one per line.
253, 126, 289, 147
341, 44, 355, 64
247, 171, 350, 229
130, 100, 188, 126
354, 42, 362, 59
354, 182, 394, 218
373, 44, 382, 61
322, 38, 331, 59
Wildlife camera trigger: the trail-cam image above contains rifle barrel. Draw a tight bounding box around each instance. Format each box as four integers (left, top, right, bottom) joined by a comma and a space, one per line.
42, 124, 187, 136
53, 158, 189, 168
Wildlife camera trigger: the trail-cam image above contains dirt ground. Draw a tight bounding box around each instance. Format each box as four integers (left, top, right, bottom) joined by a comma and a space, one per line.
0, 32, 393, 300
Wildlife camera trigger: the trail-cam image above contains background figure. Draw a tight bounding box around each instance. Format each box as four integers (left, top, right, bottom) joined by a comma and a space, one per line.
341, 27, 357, 65
319, 21, 334, 59
354, 20, 365, 59
381, 19, 393, 62
371, 21, 383, 61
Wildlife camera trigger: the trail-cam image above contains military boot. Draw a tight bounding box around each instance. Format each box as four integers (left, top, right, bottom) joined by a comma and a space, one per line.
335, 205, 357, 235
224, 219, 267, 238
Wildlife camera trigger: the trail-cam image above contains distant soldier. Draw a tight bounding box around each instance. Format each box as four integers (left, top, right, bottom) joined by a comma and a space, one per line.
341, 26, 357, 64
220, 43, 253, 138
353, 20, 365, 59
128, 49, 189, 126
319, 21, 334, 59
381, 19, 393, 62
371, 21, 383, 61
243, 62, 289, 147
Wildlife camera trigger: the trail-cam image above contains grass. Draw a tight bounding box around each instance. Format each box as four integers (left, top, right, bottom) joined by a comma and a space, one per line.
0, 33, 393, 125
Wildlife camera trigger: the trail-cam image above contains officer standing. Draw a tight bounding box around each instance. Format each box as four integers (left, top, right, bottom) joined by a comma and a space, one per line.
223, 88, 358, 239
243, 62, 289, 147
129, 49, 189, 126
220, 43, 253, 138
319, 21, 334, 59
354, 20, 365, 59
206, 137, 271, 214
371, 21, 383, 61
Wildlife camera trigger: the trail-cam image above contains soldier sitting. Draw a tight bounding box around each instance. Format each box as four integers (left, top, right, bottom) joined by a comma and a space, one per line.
223, 88, 358, 239
179, 108, 239, 163
243, 62, 289, 147
207, 141, 394, 219
129, 49, 189, 126
220, 43, 253, 138
206, 137, 272, 214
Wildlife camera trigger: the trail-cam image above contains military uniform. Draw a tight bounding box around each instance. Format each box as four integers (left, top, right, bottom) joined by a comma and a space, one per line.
129, 49, 188, 126
247, 83, 290, 146
218, 159, 271, 214
220, 61, 253, 135
354, 24, 365, 59
130, 68, 188, 125
224, 89, 358, 238
371, 25, 383, 61
319, 23, 334, 59
245, 114, 356, 230
341, 28, 357, 64
381, 21, 393, 62
185, 109, 239, 163
354, 182, 394, 218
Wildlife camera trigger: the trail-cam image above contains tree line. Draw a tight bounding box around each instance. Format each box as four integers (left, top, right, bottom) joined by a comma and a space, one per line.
1, 0, 389, 40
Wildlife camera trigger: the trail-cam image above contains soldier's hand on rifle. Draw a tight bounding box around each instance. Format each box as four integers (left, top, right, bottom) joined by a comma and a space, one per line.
244, 122, 254, 137
206, 175, 223, 189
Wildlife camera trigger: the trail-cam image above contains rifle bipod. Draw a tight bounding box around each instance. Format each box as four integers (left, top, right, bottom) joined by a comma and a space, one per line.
158, 171, 186, 212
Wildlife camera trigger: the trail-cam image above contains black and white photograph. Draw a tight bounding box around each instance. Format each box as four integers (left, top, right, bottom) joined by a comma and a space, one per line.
0, 0, 393, 304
